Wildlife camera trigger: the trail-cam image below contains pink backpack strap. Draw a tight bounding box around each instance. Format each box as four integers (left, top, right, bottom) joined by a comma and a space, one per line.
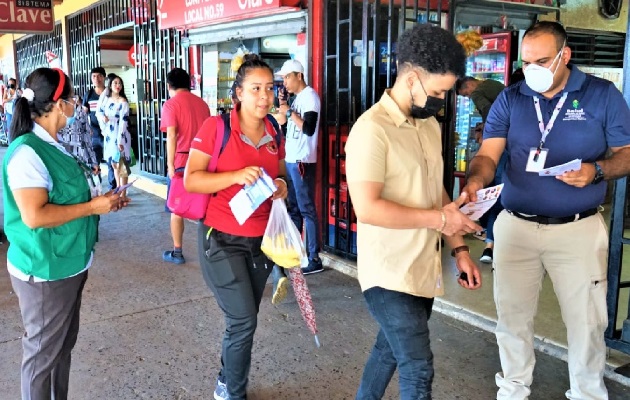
209, 115, 226, 172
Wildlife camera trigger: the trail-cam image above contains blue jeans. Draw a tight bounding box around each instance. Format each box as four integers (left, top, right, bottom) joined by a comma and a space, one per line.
286, 162, 320, 260
356, 287, 434, 400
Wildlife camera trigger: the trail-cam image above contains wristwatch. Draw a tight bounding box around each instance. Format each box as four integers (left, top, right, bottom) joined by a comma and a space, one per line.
286, 109, 293, 120
592, 162, 604, 184
451, 245, 470, 257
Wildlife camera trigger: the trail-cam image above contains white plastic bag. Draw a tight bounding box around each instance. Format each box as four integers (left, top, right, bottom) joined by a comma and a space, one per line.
261, 199, 308, 268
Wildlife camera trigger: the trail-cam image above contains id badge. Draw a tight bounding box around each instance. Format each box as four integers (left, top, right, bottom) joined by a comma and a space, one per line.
525, 148, 548, 172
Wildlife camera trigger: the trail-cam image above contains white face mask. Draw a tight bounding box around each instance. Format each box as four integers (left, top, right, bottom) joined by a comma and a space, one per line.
524, 47, 564, 93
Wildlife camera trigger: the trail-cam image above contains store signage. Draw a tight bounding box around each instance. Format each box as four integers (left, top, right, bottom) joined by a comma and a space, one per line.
0, 0, 54, 34
128, 46, 136, 67
158, 0, 281, 30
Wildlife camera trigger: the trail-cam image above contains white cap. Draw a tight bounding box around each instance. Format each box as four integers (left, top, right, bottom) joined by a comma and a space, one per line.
275, 59, 304, 77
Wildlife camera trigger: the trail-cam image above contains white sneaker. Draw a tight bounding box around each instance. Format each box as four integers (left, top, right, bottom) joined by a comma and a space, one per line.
214, 379, 229, 400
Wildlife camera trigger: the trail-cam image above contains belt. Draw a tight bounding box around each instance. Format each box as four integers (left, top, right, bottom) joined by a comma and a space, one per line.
507, 208, 597, 225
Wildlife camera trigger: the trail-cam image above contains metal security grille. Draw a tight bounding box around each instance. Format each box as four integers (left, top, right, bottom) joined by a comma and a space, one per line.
134, 5, 187, 177
67, 0, 185, 176
567, 29, 625, 68
322, 0, 446, 259
66, 0, 135, 102
15, 23, 63, 84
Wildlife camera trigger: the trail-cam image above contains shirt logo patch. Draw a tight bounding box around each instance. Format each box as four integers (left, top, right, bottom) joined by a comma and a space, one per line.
266, 141, 278, 155
563, 101, 587, 121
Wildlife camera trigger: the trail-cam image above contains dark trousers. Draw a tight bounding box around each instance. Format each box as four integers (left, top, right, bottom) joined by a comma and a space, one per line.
10, 271, 88, 400
198, 224, 273, 400
356, 287, 435, 400
286, 162, 320, 259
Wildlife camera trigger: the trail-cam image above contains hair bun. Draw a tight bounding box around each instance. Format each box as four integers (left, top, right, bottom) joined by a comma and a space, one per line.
22, 88, 35, 102
242, 54, 262, 63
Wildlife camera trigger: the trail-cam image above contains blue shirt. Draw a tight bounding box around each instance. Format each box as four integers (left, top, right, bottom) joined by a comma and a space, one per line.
484, 66, 630, 217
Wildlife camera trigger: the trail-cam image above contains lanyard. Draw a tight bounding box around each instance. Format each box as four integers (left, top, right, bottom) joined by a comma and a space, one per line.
73, 155, 101, 197
532, 92, 568, 161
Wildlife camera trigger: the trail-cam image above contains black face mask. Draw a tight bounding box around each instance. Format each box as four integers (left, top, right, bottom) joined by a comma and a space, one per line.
410, 78, 444, 119
8, 84, 15, 89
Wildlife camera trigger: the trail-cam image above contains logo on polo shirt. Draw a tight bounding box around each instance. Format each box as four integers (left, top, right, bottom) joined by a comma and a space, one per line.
266, 141, 278, 155
563, 99, 586, 121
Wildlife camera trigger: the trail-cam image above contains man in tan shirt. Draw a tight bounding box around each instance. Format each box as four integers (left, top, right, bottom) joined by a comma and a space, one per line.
346, 24, 482, 399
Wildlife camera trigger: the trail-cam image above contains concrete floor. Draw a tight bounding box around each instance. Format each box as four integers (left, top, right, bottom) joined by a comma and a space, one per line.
0, 190, 628, 399
0, 146, 629, 399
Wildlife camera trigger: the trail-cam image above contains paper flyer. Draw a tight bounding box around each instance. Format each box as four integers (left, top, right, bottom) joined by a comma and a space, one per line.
229, 169, 277, 225
538, 159, 582, 176
459, 183, 504, 221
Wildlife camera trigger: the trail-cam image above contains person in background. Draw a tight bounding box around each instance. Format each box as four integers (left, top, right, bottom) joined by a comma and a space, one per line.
465, 21, 630, 399
274, 59, 324, 276
456, 76, 504, 122
456, 76, 507, 264
3, 77, 21, 136
161, 67, 211, 265
3, 67, 123, 400
184, 54, 287, 400
83, 67, 116, 190
346, 24, 482, 399
98, 75, 132, 201
58, 94, 101, 180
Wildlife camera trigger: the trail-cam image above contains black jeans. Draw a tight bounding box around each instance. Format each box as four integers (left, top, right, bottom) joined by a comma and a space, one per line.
356, 287, 435, 400
198, 224, 273, 400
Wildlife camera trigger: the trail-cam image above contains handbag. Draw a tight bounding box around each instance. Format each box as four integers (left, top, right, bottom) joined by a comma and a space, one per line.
166, 114, 229, 219
117, 156, 131, 179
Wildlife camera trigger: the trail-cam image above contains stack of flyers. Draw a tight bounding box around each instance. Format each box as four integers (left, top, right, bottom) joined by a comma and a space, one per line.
458, 183, 504, 221
229, 168, 277, 225
538, 159, 581, 176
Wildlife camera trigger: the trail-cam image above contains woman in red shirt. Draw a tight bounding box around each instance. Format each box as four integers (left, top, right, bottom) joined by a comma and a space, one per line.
184, 54, 287, 400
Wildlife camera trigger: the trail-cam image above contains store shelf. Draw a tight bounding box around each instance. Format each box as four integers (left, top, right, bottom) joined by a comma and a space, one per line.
454, 0, 559, 30
472, 70, 505, 74
456, 0, 559, 14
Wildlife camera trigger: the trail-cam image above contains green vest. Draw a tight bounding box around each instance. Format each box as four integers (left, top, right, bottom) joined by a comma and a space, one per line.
3, 133, 98, 280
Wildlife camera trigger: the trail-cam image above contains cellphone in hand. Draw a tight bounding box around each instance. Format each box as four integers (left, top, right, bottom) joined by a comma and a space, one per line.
458, 272, 477, 286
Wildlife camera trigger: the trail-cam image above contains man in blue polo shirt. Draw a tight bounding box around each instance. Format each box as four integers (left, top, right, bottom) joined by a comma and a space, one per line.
465, 21, 630, 400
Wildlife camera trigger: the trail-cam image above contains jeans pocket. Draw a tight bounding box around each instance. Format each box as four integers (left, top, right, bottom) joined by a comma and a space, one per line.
587, 273, 608, 326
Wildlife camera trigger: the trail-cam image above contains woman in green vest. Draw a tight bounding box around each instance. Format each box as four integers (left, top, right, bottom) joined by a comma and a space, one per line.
3, 68, 123, 400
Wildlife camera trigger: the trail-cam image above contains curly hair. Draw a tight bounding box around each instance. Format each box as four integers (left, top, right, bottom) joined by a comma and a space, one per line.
396, 24, 466, 77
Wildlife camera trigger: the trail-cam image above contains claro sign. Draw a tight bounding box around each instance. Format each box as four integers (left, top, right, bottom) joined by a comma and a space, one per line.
158, 0, 282, 30
0, 0, 54, 34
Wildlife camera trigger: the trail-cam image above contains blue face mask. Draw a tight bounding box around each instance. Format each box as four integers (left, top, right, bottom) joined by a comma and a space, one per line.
61, 110, 75, 128
61, 99, 76, 127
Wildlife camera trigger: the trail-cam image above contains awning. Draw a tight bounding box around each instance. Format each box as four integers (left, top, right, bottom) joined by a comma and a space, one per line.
187, 10, 308, 45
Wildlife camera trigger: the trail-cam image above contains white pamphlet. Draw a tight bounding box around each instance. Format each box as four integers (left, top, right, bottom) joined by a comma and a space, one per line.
229, 169, 277, 225
459, 183, 504, 221
537, 158, 582, 176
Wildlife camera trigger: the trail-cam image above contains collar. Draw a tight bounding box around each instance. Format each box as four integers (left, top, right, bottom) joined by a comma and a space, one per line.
31, 123, 73, 157
379, 90, 408, 128
230, 105, 275, 149
519, 64, 586, 98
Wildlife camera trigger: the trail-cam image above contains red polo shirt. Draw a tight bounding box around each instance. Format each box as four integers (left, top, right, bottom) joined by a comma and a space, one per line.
190, 110, 285, 237
160, 91, 211, 169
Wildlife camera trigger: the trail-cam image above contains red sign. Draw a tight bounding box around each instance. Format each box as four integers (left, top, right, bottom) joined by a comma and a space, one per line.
128, 46, 136, 67
158, 0, 282, 30
0, 0, 54, 34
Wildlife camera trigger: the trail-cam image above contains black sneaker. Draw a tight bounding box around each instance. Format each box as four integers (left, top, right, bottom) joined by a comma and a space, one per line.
302, 258, 324, 275
479, 248, 493, 264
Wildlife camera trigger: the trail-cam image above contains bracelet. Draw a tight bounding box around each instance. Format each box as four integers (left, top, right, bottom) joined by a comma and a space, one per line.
436, 210, 447, 233
275, 177, 287, 186
451, 245, 470, 257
